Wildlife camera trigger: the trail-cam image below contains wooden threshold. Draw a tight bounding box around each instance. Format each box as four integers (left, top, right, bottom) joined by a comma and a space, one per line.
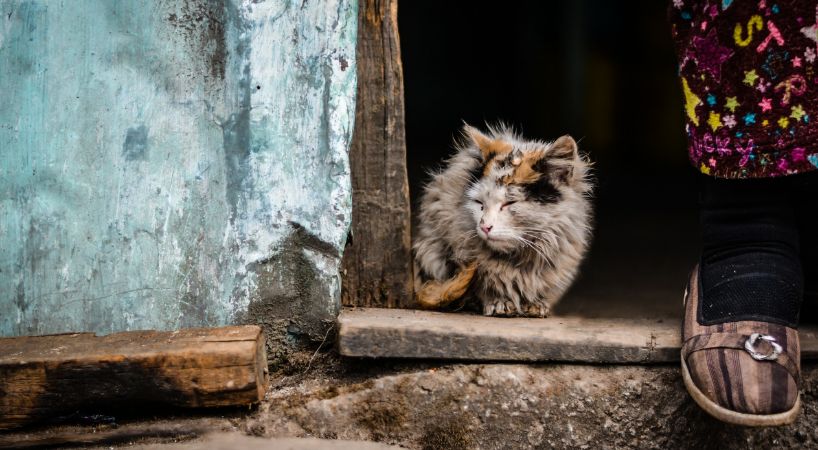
337, 308, 818, 364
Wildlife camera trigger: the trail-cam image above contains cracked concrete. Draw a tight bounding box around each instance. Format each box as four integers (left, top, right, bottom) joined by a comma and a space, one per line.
241, 358, 818, 450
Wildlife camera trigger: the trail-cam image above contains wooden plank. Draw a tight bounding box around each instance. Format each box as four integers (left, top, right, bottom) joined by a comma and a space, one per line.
341, 0, 413, 308
338, 308, 818, 363
0, 326, 268, 430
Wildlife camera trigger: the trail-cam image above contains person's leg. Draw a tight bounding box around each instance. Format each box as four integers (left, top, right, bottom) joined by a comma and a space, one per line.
680, 175, 802, 423
670, 0, 812, 424
699, 174, 802, 328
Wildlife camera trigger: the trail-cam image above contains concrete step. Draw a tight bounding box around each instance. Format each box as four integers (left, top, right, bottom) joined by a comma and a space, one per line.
247, 363, 818, 449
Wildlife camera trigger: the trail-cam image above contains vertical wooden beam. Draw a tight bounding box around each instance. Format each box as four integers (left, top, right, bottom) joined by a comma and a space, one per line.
341, 0, 413, 308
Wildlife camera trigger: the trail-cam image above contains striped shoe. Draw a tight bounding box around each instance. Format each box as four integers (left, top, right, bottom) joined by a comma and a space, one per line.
681, 266, 801, 426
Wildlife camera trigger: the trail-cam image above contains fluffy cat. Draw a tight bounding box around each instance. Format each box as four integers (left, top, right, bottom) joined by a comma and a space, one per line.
413, 124, 593, 317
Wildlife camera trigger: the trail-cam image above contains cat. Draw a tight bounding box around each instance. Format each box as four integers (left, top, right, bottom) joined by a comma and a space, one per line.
413, 124, 593, 317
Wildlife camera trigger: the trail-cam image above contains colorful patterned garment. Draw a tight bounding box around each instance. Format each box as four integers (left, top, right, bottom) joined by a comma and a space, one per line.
670, 0, 818, 178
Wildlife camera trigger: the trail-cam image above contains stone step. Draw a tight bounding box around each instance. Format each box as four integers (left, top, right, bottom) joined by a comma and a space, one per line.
338, 307, 818, 363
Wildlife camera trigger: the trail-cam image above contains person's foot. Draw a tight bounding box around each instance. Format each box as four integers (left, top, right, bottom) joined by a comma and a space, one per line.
681, 266, 801, 426
680, 175, 804, 425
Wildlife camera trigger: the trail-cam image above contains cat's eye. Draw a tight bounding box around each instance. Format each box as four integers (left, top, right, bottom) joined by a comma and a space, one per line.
501, 201, 516, 210
473, 200, 484, 211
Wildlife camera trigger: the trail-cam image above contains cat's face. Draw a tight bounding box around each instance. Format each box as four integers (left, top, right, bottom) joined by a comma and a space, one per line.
463, 126, 579, 254
466, 181, 525, 253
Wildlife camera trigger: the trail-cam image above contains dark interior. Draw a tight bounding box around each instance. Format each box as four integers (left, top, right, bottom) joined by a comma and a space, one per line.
399, 0, 699, 319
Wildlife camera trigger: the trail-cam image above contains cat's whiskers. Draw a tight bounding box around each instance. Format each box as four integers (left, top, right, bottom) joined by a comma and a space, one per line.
517, 227, 557, 243
517, 231, 557, 260
515, 235, 551, 262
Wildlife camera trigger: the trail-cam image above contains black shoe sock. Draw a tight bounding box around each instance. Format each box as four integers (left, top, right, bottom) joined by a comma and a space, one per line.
698, 174, 803, 328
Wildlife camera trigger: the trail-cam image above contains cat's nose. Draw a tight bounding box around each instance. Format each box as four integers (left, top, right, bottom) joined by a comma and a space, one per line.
480, 224, 493, 235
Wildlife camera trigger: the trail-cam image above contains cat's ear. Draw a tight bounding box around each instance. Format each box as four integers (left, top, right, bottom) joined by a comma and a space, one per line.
546, 135, 579, 184
463, 124, 511, 160
548, 135, 578, 160
463, 124, 492, 158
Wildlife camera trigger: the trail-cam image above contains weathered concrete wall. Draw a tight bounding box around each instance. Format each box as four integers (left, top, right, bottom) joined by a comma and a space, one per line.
0, 0, 356, 338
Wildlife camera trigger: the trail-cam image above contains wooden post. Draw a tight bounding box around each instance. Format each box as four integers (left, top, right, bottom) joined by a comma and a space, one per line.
341, 0, 413, 308
0, 326, 268, 430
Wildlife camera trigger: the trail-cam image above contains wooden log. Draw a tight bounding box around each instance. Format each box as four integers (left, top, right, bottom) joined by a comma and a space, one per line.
341, 0, 413, 308
337, 307, 818, 363
0, 326, 268, 430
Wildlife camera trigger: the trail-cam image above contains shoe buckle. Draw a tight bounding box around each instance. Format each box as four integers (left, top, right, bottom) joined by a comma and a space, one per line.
744, 333, 782, 361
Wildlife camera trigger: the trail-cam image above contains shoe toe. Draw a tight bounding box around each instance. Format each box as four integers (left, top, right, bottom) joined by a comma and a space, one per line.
687, 348, 798, 415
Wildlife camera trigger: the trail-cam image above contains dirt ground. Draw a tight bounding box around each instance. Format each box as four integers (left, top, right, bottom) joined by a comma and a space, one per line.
3, 347, 818, 450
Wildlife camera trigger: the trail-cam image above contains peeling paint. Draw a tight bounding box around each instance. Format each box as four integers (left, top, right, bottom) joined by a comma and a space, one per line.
122, 125, 149, 161
0, 0, 357, 337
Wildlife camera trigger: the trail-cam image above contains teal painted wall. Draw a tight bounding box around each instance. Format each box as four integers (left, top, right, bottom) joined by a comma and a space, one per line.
0, 0, 356, 337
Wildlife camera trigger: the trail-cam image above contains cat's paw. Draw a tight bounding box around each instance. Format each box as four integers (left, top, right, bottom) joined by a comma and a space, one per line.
482, 299, 518, 316
522, 302, 550, 318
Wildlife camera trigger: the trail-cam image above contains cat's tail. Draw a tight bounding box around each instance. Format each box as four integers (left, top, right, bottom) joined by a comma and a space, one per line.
415, 261, 477, 309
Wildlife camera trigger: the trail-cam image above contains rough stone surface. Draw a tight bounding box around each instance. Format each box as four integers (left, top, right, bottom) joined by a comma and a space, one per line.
4, 355, 818, 448
0, 1, 357, 341
245, 361, 818, 449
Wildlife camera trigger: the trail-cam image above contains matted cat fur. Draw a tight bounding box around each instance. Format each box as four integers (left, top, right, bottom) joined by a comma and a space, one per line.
413, 123, 593, 317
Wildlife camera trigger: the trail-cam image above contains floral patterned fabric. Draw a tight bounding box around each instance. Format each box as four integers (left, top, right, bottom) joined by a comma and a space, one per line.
670, 0, 818, 178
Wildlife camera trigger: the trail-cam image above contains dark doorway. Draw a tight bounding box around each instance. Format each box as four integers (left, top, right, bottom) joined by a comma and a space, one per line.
399, 0, 699, 319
